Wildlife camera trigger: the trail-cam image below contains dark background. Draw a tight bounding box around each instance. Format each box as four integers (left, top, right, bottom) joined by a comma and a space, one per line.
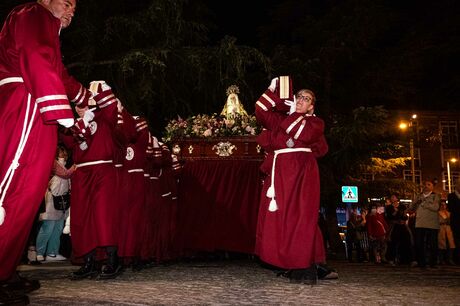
1, 0, 459, 135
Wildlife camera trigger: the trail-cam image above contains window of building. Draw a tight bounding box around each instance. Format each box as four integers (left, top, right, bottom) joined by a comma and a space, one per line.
443, 171, 460, 192
440, 121, 458, 146
403, 170, 422, 185
414, 148, 421, 168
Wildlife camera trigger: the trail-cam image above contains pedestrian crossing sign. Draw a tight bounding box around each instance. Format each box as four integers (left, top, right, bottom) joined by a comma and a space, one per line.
342, 186, 358, 203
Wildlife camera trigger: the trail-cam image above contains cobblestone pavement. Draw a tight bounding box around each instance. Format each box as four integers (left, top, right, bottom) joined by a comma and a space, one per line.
18, 257, 460, 305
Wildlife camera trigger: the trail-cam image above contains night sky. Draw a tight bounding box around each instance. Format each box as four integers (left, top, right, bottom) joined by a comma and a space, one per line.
205, 0, 460, 111
1, 0, 458, 112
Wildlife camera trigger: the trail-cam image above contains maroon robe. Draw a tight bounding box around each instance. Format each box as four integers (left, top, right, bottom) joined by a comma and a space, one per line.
0, 3, 88, 280
254, 89, 328, 269
112, 107, 136, 262
118, 117, 150, 258
61, 90, 118, 258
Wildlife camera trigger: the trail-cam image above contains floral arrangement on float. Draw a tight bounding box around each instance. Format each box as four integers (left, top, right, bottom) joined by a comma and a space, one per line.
162, 85, 261, 143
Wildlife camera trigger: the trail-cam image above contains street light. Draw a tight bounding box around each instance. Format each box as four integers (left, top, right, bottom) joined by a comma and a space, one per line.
447, 158, 458, 193
399, 114, 417, 185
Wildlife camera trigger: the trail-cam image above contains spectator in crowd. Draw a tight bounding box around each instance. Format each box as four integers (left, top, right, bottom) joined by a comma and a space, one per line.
346, 206, 367, 263
438, 200, 456, 265
36, 146, 75, 262
385, 193, 416, 266
409, 180, 441, 268
447, 178, 460, 264
367, 202, 389, 264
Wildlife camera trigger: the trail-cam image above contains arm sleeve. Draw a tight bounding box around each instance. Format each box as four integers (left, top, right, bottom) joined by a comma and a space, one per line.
15, 8, 74, 123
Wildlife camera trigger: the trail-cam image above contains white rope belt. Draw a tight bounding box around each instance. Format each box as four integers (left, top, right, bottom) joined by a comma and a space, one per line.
114, 164, 123, 168
128, 168, 144, 173
0, 76, 34, 225
266, 147, 312, 212
0, 77, 24, 87
76, 160, 113, 168
162, 192, 172, 197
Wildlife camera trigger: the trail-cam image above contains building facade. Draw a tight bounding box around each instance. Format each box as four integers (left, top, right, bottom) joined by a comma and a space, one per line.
394, 110, 460, 198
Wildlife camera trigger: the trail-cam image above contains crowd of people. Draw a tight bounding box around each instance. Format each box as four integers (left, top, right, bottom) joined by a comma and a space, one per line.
346, 178, 460, 269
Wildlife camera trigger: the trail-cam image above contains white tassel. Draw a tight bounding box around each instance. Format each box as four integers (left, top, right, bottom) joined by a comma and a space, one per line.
266, 186, 275, 198
0, 207, 5, 225
268, 199, 278, 212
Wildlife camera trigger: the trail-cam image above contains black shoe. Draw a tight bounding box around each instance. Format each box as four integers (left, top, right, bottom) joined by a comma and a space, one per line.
317, 264, 338, 280
1, 276, 40, 295
70, 265, 98, 280
302, 265, 318, 285
98, 249, 122, 280
70, 256, 98, 280
0, 287, 30, 305
0, 274, 40, 295
288, 269, 304, 284
97, 264, 122, 280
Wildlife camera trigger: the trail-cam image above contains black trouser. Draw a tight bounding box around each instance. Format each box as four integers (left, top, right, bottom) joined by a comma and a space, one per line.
415, 227, 438, 267
387, 224, 415, 264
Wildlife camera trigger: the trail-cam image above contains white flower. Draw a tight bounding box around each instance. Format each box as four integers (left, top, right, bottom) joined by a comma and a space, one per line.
203, 129, 212, 137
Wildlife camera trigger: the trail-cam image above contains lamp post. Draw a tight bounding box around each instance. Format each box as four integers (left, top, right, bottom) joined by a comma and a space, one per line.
399, 114, 417, 184
409, 138, 415, 184
447, 158, 458, 193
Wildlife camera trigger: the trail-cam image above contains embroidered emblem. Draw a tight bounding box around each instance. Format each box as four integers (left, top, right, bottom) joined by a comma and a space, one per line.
126, 146, 134, 160
89, 121, 97, 135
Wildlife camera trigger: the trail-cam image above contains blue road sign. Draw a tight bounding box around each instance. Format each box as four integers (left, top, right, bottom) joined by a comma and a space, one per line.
342, 186, 358, 203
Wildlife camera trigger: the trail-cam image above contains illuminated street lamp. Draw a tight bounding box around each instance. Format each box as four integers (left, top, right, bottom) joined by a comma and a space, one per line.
399, 114, 417, 185
447, 158, 458, 193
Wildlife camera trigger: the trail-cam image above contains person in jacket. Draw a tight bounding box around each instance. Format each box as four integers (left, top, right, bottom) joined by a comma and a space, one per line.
366, 203, 389, 264
36, 146, 75, 262
409, 179, 441, 268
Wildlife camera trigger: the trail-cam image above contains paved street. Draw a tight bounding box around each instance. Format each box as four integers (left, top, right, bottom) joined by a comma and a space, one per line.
18, 257, 460, 305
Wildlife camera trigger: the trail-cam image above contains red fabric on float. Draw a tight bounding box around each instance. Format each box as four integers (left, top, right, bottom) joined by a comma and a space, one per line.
174, 159, 263, 255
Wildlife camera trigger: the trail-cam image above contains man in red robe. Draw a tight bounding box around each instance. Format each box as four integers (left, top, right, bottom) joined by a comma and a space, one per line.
0, 0, 90, 301
61, 81, 122, 280
254, 79, 328, 284
118, 116, 150, 269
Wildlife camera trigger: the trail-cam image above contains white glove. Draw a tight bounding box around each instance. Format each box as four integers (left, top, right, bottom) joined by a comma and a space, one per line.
152, 136, 159, 148
89, 80, 111, 96
83, 109, 95, 124
79, 141, 88, 150
268, 77, 278, 92
284, 95, 297, 115
57, 118, 75, 128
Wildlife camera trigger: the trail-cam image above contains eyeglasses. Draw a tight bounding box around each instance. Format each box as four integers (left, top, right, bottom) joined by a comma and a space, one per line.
296, 95, 312, 102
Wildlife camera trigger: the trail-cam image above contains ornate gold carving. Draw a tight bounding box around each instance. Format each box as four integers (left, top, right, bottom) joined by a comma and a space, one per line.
256, 144, 262, 153
212, 141, 237, 157
188, 145, 194, 154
